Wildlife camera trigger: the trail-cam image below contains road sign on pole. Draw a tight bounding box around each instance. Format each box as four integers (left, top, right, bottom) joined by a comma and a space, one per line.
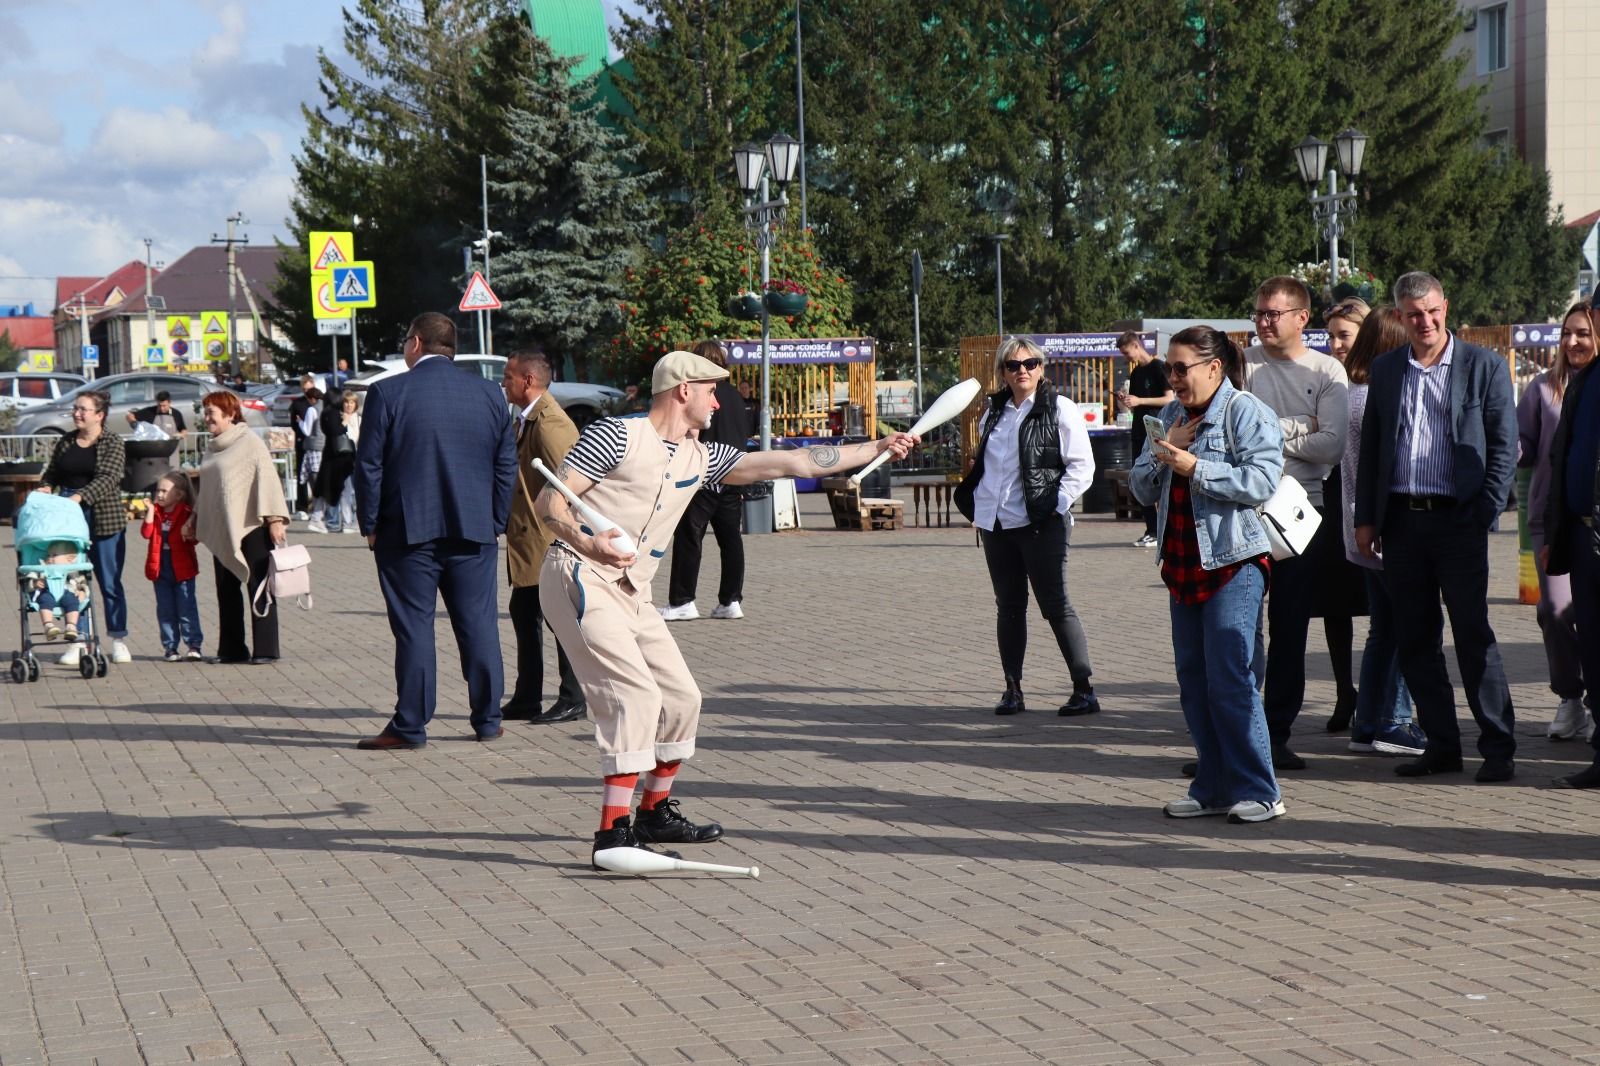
459, 271, 501, 312
145, 345, 166, 366
331, 262, 377, 308
317, 318, 352, 336
81, 344, 99, 367
309, 230, 355, 271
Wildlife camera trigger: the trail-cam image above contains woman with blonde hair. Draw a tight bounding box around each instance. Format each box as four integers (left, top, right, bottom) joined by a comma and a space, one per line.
1518, 301, 1596, 739
954, 337, 1098, 717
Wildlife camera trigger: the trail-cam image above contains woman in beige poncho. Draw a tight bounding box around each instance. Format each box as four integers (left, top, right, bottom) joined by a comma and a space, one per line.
190, 390, 289, 663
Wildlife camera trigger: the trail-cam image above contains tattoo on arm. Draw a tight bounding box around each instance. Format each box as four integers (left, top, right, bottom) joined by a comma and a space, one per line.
811, 446, 841, 469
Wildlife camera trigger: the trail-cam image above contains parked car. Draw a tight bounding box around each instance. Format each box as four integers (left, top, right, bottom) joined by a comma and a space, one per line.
0, 372, 88, 412
14, 372, 272, 435
338, 355, 624, 429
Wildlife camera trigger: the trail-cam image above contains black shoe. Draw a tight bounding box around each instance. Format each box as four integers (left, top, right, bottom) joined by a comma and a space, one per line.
994, 677, 1025, 716
633, 798, 724, 844
1271, 745, 1307, 771
1180, 761, 1197, 778
499, 703, 543, 722
1475, 758, 1514, 783
1326, 691, 1356, 733
1395, 752, 1464, 777
591, 816, 681, 871
1554, 763, 1600, 789
1058, 689, 1100, 717
536, 699, 588, 724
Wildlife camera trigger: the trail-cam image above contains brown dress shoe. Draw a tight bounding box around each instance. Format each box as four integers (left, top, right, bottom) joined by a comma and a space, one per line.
356, 730, 425, 751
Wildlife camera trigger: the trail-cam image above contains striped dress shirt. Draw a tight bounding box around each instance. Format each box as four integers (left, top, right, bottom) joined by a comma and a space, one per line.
1389, 335, 1456, 497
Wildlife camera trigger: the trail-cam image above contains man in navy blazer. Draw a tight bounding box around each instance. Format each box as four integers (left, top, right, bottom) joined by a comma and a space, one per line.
1354, 272, 1517, 782
353, 312, 517, 749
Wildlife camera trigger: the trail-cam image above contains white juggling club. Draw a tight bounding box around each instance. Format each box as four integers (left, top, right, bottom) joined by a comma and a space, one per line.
848, 376, 982, 486
593, 847, 760, 878
530, 458, 638, 555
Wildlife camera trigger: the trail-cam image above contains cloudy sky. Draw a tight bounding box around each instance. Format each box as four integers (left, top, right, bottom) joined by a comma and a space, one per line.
0, 0, 635, 313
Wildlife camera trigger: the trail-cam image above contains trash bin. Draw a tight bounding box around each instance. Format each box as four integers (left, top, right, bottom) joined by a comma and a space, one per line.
123, 439, 181, 494
743, 480, 774, 535
855, 462, 891, 500
1081, 429, 1132, 514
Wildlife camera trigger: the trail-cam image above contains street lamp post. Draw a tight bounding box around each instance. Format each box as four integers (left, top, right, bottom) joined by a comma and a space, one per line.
986, 233, 1009, 337
1292, 128, 1369, 294
732, 133, 801, 452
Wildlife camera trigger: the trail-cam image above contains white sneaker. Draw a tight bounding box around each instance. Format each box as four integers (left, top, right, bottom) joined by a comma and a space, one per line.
293, 510, 309, 521
341, 526, 359, 535
1227, 799, 1286, 824
709, 601, 744, 619
1163, 798, 1229, 818
658, 602, 699, 621
111, 640, 132, 664
1133, 533, 1157, 548
57, 642, 84, 666
307, 519, 328, 534
1548, 697, 1588, 740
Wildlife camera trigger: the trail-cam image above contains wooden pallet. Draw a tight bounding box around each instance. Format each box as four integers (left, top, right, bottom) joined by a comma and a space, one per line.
822, 478, 905, 531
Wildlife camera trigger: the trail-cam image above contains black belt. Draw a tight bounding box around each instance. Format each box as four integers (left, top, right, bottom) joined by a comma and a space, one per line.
1392, 493, 1455, 511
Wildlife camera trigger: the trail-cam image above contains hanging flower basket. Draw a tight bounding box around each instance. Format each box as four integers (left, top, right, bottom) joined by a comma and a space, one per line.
764, 279, 809, 317
725, 292, 764, 321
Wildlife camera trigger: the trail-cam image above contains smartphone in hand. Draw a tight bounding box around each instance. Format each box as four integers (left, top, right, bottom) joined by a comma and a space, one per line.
1142, 415, 1167, 442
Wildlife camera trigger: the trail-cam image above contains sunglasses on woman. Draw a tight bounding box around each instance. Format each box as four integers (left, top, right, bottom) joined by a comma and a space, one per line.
1163, 357, 1217, 380
1002, 358, 1043, 373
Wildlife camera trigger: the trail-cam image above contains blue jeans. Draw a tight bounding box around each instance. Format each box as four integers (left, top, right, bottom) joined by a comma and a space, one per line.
88, 530, 128, 638
153, 553, 203, 653
1171, 564, 1278, 807
1352, 568, 1412, 741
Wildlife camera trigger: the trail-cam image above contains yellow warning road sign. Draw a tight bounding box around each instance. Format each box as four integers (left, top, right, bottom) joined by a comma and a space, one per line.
165, 315, 191, 340
200, 312, 228, 337
309, 230, 355, 272
310, 272, 353, 320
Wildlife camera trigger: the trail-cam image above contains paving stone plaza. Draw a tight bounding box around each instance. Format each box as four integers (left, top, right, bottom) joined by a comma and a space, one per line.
3, 494, 1597, 1065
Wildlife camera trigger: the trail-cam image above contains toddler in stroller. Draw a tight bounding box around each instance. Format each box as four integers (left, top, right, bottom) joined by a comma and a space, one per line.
12, 492, 107, 681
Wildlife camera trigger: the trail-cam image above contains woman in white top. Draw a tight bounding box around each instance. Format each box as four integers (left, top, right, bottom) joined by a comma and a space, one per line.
954, 337, 1097, 717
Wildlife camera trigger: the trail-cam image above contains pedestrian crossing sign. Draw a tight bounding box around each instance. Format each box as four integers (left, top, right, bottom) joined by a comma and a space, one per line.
145, 345, 166, 366
331, 262, 377, 308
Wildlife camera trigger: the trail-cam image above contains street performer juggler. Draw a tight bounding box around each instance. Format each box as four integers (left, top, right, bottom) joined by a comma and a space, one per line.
536, 349, 918, 868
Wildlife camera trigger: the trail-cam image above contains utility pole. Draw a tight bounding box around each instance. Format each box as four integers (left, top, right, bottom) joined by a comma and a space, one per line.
76, 294, 92, 381
210, 212, 249, 378
143, 238, 155, 366
475, 155, 502, 355
988, 233, 1009, 337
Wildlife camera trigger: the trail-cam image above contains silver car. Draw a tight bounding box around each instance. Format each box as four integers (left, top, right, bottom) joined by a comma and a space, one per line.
14, 372, 273, 435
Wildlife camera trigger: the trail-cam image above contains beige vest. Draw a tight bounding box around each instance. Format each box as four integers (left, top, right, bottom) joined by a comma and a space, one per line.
577, 417, 710, 588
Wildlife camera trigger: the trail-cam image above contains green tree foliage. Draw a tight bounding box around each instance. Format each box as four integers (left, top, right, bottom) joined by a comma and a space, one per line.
271, 0, 539, 371
0, 334, 22, 374
612, 0, 793, 223
488, 38, 656, 381
611, 209, 854, 384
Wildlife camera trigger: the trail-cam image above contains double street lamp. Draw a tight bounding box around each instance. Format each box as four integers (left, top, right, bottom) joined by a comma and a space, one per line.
1292, 128, 1370, 294
732, 132, 801, 451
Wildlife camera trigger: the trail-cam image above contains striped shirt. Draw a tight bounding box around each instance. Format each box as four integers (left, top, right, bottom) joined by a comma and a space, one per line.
565, 416, 745, 489
1389, 335, 1456, 497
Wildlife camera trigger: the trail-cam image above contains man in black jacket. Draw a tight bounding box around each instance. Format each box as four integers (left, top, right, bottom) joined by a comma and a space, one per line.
660, 341, 753, 621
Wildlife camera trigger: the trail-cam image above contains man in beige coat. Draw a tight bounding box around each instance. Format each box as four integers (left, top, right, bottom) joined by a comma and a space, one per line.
501, 347, 587, 724
537, 349, 919, 867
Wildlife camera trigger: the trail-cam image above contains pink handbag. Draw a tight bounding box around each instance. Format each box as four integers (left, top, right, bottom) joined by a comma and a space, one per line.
252, 544, 313, 616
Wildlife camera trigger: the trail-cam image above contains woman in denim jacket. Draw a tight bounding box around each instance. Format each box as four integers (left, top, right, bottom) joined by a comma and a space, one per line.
1130, 326, 1286, 823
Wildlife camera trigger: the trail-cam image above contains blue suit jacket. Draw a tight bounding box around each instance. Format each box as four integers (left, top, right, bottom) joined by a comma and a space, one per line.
354, 357, 516, 546
1354, 336, 1516, 533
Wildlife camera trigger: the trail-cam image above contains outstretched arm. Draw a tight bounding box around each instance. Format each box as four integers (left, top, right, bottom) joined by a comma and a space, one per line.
722, 433, 919, 484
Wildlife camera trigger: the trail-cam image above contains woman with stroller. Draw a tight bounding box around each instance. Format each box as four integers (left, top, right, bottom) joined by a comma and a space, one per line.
190, 391, 289, 664
35, 389, 132, 664
315, 390, 360, 533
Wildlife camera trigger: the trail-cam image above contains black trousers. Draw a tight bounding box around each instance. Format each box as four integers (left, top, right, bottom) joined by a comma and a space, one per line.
213, 526, 278, 660
1381, 507, 1516, 762
668, 487, 745, 608
293, 441, 309, 512
978, 513, 1093, 688
507, 584, 584, 710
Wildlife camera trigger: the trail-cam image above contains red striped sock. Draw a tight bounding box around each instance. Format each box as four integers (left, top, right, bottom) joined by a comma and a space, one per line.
601, 773, 639, 830
639, 760, 681, 811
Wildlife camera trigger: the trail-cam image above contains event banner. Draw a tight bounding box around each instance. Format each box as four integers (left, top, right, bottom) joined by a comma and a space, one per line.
726, 338, 875, 364
1015, 333, 1154, 358
1512, 324, 1562, 347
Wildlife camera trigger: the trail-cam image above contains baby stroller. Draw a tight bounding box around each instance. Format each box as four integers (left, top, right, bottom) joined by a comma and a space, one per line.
12, 492, 108, 681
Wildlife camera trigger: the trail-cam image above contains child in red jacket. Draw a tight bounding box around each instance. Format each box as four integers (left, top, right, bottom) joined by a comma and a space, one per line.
142, 470, 203, 662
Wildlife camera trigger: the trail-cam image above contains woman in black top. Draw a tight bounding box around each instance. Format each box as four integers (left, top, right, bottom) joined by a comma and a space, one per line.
36, 390, 131, 663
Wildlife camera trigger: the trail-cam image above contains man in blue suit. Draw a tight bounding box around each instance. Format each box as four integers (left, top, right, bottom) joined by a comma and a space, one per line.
353, 312, 517, 749
1354, 271, 1517, 782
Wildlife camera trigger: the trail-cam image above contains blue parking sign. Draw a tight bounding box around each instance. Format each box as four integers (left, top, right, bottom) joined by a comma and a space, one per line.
81, 344, 99, 366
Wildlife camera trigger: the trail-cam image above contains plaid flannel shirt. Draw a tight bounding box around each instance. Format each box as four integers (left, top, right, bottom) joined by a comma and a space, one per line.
42, 431, 128, 539
1160, 472, 1269, 605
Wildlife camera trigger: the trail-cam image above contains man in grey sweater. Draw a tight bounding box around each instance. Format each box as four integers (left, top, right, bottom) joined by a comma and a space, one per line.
1243, 276, 1350, 770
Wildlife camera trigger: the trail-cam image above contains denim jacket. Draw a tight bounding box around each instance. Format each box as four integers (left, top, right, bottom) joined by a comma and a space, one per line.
1129, 379, 1284, 569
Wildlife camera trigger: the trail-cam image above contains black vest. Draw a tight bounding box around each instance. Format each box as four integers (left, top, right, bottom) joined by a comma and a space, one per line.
955, 384, 1065, 525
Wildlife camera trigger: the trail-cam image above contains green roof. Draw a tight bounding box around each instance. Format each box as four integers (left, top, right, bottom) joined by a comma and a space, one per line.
523, 0, 610, 82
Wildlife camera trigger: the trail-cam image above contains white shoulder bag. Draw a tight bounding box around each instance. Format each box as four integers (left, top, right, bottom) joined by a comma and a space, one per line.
1223, 393, 1321, 561
252, 543, 314, 616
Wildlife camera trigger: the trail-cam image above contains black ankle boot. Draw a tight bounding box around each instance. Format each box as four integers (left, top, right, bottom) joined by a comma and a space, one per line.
994, 677, 1026, 716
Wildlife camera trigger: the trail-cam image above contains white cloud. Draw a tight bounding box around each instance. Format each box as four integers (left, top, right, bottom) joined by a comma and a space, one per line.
197, 0, 247, 64
87, 105, 272, 182
0, 82, 59, 143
